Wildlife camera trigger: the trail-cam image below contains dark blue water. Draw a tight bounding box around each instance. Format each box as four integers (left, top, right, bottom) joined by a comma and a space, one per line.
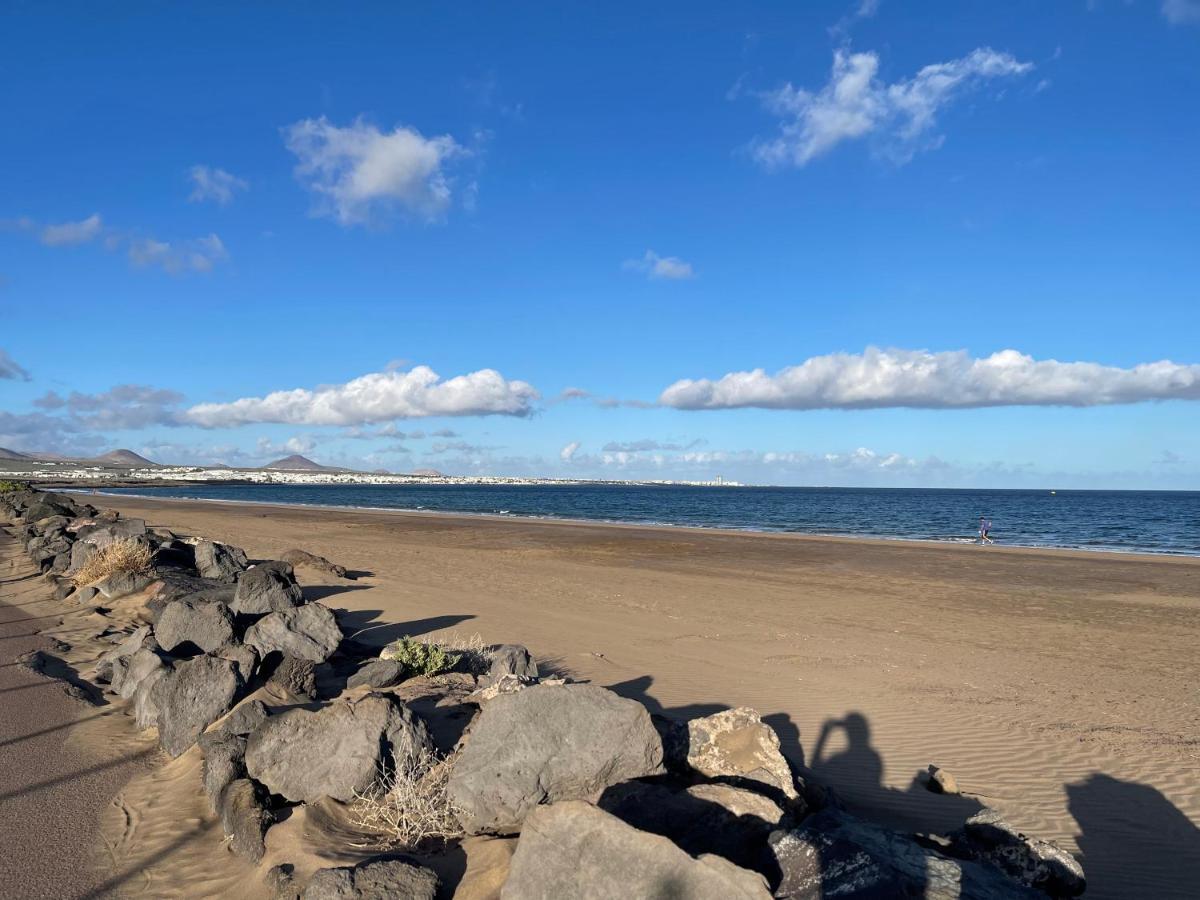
96, 483, 1200, 556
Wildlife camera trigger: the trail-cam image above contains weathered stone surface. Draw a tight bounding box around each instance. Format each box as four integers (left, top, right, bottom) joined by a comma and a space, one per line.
133, 667, 168, 730
266, 655, 316, 700
218, 778, 273, 863
347, 658, 405, 690
75, 518, 147, 548
245, 603, 341, 663
769, 809, 1041, 900
448, 683, 664, 835
599, 779, 785, 874
264, 864, 297, 899
279, 548, 349, 579
302, 857, 438, 900
221, 698, 270, 736
216, 642, 258, 684
487, 644, 538, 680
150, 655, 242, 757
501, 800, 772, 899
232, 561, 304, 615
67, 540, 98, 575
927, 763, 960, 795
95, 625, 156, 682
111, 647, 166, 700
200, 731, 248, 813
466, 674, 565, 704
687, 707, 798, 800
193, 539, 250, 582
951, 808, 1086, 897
245, 694, 433, 803
156, 597, 235, 653
93, 570, 155, 601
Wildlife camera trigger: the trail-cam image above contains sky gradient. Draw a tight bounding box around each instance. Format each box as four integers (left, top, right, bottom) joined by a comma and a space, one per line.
1, 1, 1198, 488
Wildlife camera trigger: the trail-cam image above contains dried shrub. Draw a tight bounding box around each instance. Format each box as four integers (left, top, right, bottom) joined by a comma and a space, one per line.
73, 538, 152, 585
349, 749, 463, 849
439, 631, 490, 676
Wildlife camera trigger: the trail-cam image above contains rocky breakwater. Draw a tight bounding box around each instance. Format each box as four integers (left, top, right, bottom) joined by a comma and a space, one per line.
0, 484, 1086, 899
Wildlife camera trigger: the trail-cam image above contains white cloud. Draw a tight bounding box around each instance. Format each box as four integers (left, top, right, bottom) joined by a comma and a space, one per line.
256, 435, 318, 456
129, 234, 227, 274
186, 365, 539, 428
0, 348, 30, 381
40, 214, 103, 246
283, 116, 467, 225
752, 47, 1033, 168
1163, 0, 1200, 24
189, 166, 249, 205
660, 347, 1200, 411
34, 384, 186, 429
560, 440, 582, 462
623, 250, 695, 280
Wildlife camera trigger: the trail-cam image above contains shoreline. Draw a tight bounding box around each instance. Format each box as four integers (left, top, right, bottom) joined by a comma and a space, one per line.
79, 488, 1200, 563
4, 488, 1198, 896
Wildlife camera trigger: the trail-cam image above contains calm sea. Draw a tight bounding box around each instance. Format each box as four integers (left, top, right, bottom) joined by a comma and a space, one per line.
96, 483, 1200, 557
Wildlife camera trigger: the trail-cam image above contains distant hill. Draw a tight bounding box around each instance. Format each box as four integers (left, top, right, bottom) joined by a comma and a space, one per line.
90, 449, 158, 467
262, 454, 341, 472
0, 447, 30, 461
408, 468, 445, 477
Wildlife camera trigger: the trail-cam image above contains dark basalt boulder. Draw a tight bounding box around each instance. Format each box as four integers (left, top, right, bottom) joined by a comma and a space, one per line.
487, 644, 538, 680
266, 655, 317, 700
768, 808, 1043, 899
244, 694, 433, 803
347, 658, 406, 690
218, 778, 274, 863
232, 561, 304, 615
501, 800, 772, 899
149, 655, 242, 757
302, 857, 438, 900
156, 597, 236, 654
447, 683, 664, 835
244, 603, 342, 663
949, 808, 1086, 897
193, 539, 249, 583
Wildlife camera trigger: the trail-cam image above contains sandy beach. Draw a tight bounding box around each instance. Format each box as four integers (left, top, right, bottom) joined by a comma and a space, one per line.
3, 494, 1199, 897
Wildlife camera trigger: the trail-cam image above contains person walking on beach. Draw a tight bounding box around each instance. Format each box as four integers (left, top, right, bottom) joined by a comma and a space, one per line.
978, 516, 993, 544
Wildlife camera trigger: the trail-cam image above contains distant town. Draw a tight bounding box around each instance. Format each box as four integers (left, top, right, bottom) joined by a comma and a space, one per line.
0, 448, 742, 488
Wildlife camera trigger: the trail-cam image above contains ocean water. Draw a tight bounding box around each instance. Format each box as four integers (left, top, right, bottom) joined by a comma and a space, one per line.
97, 483, 1200, 557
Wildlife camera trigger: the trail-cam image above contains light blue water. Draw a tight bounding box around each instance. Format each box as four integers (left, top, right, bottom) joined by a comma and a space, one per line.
96, 483, 1200, 556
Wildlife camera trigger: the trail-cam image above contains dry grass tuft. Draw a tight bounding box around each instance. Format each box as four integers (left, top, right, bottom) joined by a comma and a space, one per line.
74, 538, 152, 586
349, 749, 464, 849
439, 631, 490, 675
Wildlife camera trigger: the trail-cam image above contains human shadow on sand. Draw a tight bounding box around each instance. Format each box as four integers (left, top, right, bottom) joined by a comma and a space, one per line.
1068, 772, 1200, 897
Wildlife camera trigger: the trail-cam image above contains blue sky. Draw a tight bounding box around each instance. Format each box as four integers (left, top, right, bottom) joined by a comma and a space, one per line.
1, 0, 1198, 487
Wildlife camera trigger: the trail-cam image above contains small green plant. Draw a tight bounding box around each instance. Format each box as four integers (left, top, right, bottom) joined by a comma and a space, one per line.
380, 636, 461, 676
0, 480, 27, 494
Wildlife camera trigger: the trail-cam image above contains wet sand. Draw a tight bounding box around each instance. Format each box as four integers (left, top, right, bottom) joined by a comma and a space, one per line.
4, 495, 1200, 897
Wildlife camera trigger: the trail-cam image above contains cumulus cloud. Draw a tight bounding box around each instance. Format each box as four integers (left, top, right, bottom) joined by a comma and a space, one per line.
189, 166, 249, 205
186, 365, 539, 428
1163, 0, 1200, 24
40, 213, 104, 246
660, 347, 1200, 411
283, 116, 467, 225
623, 250, 695, 280
129, 234, 228, 274
34, 384, 186, 429
0, 348, 31, 381
429, 440, 497, 455
560, 440, 582, 462
752, 47, 1033, 168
